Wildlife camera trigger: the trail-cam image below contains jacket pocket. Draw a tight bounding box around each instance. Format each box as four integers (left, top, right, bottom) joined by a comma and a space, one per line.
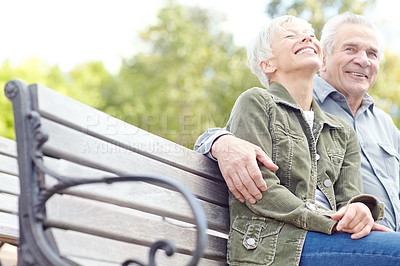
325, 148, 345, 180
327, 148, 344, 166
228, 217, 283, 265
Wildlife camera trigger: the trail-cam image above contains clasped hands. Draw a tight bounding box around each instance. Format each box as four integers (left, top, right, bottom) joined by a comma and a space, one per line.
331, 203, 392, 239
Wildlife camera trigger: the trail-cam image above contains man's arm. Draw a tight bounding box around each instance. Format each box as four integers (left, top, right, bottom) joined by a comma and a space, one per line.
194, 128, 233, 160
194, 128, 278, 204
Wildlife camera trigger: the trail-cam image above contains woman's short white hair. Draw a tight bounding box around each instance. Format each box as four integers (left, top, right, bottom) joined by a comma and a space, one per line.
247, 15, 314, 89
320, 12, 385, 61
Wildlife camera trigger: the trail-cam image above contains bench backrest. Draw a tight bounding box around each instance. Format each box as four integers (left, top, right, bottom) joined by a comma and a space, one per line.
0, 136, 19, 245
5, 79, 228, 266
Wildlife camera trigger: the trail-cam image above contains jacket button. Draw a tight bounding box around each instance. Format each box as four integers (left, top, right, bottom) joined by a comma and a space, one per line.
316, 154, 320, 160
246, 238, 256, 245
323, 179, 332, 187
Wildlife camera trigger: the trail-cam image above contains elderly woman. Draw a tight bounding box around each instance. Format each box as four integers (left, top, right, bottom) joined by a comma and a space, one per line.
226, 15, 399, 265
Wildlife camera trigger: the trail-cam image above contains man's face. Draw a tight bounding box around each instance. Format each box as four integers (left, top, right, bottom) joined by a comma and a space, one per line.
320, 23, 380, 101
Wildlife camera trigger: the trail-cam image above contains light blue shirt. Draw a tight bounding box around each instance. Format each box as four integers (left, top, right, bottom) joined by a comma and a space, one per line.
194, 75, 400, 231
313, 75, 400, 231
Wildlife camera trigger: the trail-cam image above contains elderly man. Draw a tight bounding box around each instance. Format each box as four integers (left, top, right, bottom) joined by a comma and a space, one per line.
195, 12, 400, 231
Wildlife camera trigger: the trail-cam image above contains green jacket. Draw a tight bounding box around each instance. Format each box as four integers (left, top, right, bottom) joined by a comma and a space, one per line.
226, 83, 384, 265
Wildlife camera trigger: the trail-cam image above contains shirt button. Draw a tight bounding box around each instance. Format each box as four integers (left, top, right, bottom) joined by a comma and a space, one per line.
246, 238, 256, 246
316, 154, 320, 161
324, 179, 332, 187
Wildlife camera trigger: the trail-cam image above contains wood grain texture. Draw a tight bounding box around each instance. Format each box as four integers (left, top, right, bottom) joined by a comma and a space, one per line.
0, 212, 18, 244
42, 156, 229, 233
0, 139, 20, 245
0, 154, 18, 176
50, 229, 227, 265
40, 118, 228, 207
0, 193, 18, 214
35, 84, 222, 182
0, 173, 20, 195
0, 136, 17, 157
45, 194, 227, 261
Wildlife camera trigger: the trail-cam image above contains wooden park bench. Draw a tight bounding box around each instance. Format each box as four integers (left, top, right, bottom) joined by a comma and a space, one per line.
3, 79, 229, 265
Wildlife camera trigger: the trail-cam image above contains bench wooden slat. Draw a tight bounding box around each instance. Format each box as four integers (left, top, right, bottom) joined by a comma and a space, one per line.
0, 153, 19, 176
34, 84, 222, 182
43, 156, 229, 233
0, 137, 19, 246
0, 173, 20, 195
40, 118, 228, 207
0, 212, 19, 245
63, 257, 118, 266
0, 193, 18, 215
50, 229, 227, 266
45, 194, 227, 261
0, 136, 17, 158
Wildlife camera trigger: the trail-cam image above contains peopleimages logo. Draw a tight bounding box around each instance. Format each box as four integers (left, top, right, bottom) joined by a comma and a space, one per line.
84, 112, 230, 137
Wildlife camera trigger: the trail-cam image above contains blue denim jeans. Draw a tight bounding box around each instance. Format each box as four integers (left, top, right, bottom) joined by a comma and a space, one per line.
300, 231, 400, 265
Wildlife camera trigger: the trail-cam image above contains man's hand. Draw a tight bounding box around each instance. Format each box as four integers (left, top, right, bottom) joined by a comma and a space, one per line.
211, 135, 278, 204
331, 202, 393, 239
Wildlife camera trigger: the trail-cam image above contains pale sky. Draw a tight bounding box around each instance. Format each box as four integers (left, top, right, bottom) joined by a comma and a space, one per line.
1, 0, 399, 73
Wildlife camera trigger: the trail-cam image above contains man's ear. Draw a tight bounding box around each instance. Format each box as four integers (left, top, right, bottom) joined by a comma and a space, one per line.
320, 53, 327, 73
260, 60, 276, 74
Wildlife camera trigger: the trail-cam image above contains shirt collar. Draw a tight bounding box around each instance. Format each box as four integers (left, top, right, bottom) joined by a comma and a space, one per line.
313, 75, 375, 114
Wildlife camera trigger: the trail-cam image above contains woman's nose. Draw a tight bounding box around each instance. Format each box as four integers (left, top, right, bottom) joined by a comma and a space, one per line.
302, 35, 312, 42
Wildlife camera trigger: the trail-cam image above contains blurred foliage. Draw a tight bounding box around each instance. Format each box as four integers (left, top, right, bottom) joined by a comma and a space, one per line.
1, 0, 399, 145
371, 50, 400, 127
0, 59, 115, 139
104, 0, 258, 147
266, 0, 376, 38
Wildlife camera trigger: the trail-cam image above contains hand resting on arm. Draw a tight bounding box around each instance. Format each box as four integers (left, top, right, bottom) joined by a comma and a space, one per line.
211, 134, 278, 204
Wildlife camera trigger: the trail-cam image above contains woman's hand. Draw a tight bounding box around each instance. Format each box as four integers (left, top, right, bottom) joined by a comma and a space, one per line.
331, 202, 379, 239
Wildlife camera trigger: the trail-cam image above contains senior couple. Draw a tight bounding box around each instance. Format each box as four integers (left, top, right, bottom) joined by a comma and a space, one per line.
194, 12, 400, 265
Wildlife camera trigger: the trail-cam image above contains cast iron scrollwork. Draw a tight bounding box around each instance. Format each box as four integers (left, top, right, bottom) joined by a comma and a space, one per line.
4, 79, 19, 99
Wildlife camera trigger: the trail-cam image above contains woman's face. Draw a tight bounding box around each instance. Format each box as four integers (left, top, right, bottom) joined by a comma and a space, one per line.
265, 22, 323, 78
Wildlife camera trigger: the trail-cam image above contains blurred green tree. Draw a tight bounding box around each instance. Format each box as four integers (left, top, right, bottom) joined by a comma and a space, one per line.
107, 0, 258, 147
0, 58, 67, 139
371, 50, 400, 127
0, 59, 114, 139
266, 0, 376, 38
2, 0, 399, 142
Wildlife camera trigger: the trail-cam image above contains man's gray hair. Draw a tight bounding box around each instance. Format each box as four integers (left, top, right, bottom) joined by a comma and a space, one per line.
247, 15, 314, 89
321, 12, 385, 61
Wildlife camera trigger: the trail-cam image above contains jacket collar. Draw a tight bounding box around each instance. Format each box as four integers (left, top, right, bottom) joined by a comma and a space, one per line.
268, 82, 344, 129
